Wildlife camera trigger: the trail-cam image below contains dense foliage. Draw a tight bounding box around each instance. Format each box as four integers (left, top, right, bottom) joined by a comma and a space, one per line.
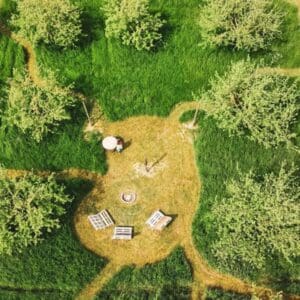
11, 0, 82, 48
102, 0, 165, 51
0, 172, 72, 255
5, 70, 76, 142
0, 180, 106, 298
97, 247, 192, 299
199, 0, 284, 51
211, 164, 299, 274
196, 60, 300, 148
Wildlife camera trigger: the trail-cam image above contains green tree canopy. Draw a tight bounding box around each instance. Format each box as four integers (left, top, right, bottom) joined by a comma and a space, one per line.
198, 0, 284, 51
5, 70, 76, 142
211, 164, 300, 274
11, 0, 82, 48
102, 0, 165, 51
196, 60, 299, 148
0, 171, 72, 255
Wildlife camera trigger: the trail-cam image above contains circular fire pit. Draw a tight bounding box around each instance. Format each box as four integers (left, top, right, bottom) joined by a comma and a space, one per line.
120, 192, 137, 204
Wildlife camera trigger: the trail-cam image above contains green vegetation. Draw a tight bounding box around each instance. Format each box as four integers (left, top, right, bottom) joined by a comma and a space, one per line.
198, 0, 284, 51
191, 112, 299, 293
0, 0, 299, 297
0, 35, 24, 82
195, 59, 300, 148
205, 287, 251, 300
11, 0, 82, 48
97, 248, 192, 299
102, 0, 165, 51
0, 179, 106, 298
33, 0, 299, 121
211, 164, 299, 274
0, 172, 72, 255
5, 70, 76, 142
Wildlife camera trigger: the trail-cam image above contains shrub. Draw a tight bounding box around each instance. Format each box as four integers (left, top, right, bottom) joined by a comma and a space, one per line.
11, 0, 82, 48
5, 70, 76, 142
199, 0, 284, 51
210, 163, 300, 274
0, 171, 72, 255
102, 0, 165, 51
196, 59, 300, 148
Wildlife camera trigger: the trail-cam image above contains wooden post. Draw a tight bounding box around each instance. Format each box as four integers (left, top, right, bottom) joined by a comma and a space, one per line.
145, 159, 150, 172
81, 98, 93, 127
192, 101, 200, 126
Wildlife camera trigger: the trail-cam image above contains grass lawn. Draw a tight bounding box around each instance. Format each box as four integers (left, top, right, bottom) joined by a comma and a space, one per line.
0, 179, 106, 299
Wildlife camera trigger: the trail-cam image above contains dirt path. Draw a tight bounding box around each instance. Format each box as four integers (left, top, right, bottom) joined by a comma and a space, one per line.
1, 6, 300, 300
76, 262, 121, 300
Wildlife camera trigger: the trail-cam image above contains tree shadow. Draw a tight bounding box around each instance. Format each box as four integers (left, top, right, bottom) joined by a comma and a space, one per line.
152, 12, 174, 52
78, 10, 104, 47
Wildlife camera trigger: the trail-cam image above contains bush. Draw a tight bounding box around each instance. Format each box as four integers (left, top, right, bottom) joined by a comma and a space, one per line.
5, 70, 76, 142
0, 171, 72, 255
210, 163, 299, 274
102, 0, 165, 51
196, 59, 300, 148
11, 0, 82, 48
199, 0, 284, 51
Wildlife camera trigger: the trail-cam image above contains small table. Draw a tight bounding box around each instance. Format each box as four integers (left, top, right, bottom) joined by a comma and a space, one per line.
102, 136, 118, 151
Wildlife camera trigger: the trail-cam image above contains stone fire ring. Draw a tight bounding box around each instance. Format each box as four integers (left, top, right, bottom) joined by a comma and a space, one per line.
120, 192, 137, 204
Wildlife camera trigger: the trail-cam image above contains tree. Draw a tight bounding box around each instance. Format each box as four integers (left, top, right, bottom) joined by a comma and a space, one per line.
0, 171, 72, 255
102, 0, 165, 51
5, 70, 76, 142
11, 0, 82, 48
211, 164, 300, 274
198, 0, 284, 51
195, 60, 300, 148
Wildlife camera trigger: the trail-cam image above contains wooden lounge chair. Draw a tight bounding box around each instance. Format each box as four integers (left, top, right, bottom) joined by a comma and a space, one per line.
146, 210, 172, 231
88, 209, 114, 230
112, 226, 133, 240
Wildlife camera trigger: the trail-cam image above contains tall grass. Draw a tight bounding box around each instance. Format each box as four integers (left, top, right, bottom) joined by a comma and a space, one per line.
34, 0, 300, 121
0, 35, 24, 81
97, 247, 192, 299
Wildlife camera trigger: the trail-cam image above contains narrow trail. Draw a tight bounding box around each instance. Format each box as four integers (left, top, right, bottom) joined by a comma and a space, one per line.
76, 262, 121, 300
0, 4, 300, 299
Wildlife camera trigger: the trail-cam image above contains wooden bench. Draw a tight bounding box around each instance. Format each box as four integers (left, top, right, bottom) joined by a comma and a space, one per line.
146, 210, 172, 231
88, 209, 114, 230
112, 226, 133, 240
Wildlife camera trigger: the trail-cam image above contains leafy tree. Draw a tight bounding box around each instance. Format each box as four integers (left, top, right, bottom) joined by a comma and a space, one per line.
0, 171, 72, 255
11, 0, 82, 48
5, 70, 76, 142
195, 60, 300, 148
198, 0, 284, 51
211, 164, 300, 274
102, 0, 165, 51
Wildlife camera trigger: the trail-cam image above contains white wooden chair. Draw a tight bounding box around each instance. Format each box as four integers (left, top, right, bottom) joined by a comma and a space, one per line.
88, 209, 114, 230
146, 210, 172, 231
112, 226, 133, 240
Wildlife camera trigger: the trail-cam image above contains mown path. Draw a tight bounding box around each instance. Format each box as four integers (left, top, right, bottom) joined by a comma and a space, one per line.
1, 3, 300, 298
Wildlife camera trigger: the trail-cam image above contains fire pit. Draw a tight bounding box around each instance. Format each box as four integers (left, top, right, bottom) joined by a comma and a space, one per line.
120, 192, 137, 204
